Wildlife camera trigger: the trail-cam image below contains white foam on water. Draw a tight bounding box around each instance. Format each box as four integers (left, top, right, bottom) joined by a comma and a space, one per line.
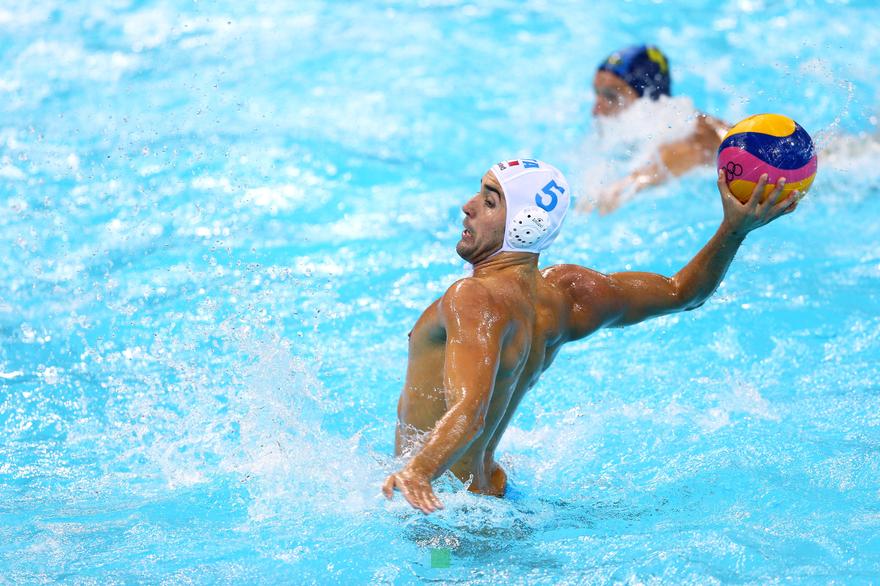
594, 96, 699, 154
153, 323, 394, 525
574, 96, 702, 208
818, 130, 880, 176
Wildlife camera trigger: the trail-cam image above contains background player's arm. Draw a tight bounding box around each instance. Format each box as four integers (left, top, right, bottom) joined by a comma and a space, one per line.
628, 135, 714, 188
592, 114, 728, 214
567, 172, 799, 332
656, 114, 729, 177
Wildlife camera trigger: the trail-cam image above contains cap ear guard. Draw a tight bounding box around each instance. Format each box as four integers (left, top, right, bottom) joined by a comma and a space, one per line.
507, 206, 549, 248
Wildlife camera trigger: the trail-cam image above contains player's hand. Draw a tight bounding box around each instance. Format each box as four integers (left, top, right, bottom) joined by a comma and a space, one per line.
718, 169, 800, 237
382, 466, 444, 514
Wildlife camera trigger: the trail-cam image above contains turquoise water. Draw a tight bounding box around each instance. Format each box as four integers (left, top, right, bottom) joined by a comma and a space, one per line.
2, 0, 880, 583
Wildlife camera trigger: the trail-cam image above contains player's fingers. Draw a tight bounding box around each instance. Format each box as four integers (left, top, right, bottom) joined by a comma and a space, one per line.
400, 482, 421, 511
382, 475, 396, 499
748, 174, 768, 211
429, 489, 444, 510
771, 189, 799, 217
415, 487, 435, 514
717, 169, 735, 202
761, 178, 786, 214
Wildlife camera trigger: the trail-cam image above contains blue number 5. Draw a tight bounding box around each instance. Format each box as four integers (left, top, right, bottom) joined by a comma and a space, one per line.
535, 180, 565, 211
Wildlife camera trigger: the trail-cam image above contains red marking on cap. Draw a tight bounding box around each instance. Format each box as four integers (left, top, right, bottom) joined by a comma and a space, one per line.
507, 160, 520, 167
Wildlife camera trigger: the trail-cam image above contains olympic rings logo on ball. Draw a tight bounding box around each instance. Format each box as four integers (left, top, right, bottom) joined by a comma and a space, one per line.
723, 162, 743, 181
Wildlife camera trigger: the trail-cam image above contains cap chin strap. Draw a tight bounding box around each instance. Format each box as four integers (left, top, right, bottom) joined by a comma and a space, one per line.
484, 247, 540, 263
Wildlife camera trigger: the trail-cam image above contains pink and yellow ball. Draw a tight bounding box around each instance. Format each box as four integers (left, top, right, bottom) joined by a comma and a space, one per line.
717, 113, 818, 204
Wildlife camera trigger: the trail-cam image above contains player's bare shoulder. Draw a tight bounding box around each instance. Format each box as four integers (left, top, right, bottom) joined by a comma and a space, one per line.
541, 264, 616, 304
540, 264, 620, 340
439, 276, 505, 330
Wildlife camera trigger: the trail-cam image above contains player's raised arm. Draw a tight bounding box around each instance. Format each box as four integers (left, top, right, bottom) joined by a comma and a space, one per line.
563, 171, 800, 333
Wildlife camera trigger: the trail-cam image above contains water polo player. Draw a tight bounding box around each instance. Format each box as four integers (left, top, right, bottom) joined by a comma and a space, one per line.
585, 44, 729, 214
382, 159, 800, 514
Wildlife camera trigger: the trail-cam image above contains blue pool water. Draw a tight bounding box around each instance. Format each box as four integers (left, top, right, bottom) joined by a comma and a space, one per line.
2, 0, 880, 583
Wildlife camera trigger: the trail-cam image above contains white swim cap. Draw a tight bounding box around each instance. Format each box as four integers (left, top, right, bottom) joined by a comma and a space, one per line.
490, 158, 570, 255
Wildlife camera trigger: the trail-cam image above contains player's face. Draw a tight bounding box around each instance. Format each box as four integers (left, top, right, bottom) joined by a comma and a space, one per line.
457, 171, 507, 264
592, 70, 638, 117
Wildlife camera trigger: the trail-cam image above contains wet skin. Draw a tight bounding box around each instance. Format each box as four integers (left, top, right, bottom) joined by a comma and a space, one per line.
382, 169, 800, 514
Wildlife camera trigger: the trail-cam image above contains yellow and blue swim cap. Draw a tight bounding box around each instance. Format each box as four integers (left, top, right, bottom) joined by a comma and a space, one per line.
598, 44, 671, 100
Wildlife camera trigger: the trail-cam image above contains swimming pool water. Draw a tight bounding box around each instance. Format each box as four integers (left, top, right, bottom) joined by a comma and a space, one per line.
2, 0, 880, 583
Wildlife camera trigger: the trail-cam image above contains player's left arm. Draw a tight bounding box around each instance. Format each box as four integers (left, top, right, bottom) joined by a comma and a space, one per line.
605, 170, 799, 327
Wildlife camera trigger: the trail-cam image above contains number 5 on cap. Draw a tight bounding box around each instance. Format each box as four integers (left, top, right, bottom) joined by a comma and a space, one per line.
535, 180, 565, 212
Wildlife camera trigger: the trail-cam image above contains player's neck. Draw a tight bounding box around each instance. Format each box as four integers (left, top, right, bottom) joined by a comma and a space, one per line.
472, 252, 539, 278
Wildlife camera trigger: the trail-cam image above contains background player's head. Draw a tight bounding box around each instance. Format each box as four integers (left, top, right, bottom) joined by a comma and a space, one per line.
593, 45, 671, 117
